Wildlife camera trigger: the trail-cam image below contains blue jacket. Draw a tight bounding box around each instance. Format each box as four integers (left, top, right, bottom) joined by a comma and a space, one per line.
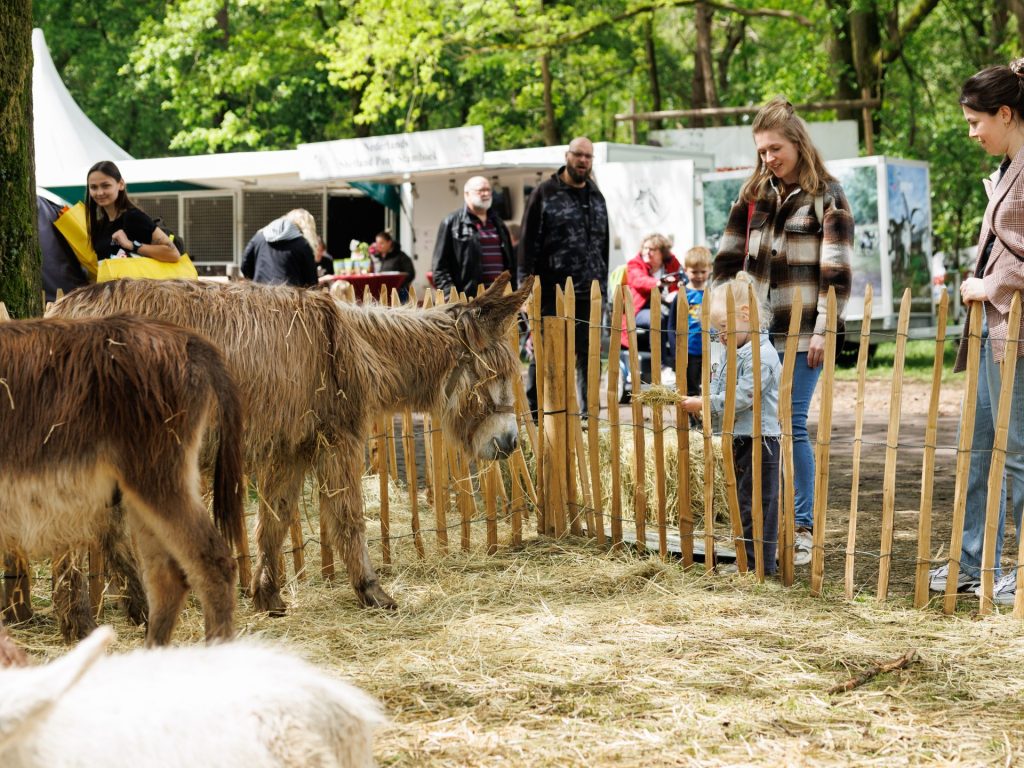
708, 334, 781, 438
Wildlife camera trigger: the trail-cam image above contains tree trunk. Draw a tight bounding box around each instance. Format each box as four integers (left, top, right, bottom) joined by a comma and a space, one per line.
825, 0, 860, 122
693, 2, 720, 126
541, 51, 559, 146
643, 15, 662, 130
0, 0, 41, 319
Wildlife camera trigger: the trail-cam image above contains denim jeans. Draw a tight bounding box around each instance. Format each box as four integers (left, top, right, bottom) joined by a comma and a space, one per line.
959, 335, 1024, 579
777, 351, 821, 531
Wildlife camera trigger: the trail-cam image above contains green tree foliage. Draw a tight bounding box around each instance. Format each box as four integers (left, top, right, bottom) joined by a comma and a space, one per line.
32, 0, 1022, 258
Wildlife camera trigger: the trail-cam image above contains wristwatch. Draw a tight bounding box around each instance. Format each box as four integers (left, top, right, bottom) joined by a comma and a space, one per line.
132, 240, 143, 253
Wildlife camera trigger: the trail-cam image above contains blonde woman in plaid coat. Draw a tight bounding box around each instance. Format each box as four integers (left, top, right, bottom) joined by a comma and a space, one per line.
929, 61, 1024, 604
712, 97, 853, 566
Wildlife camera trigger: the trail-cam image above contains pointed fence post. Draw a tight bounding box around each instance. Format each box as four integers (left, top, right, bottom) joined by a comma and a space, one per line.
877, 288, 912, 600
587, 280, 604, 545
624, 285, 647, 552
701, 294, 716, 572
809, 288, 838, 597
944, 302, 984, 614
845, 285, 873, 599
563, 282, 582, 536
650, 289, 668, 559
979, 292, 1022, 614
748, 285, 765, 581
607, 285, 625, 549
778, 291, 803, 586
720, 288, 746, 572
913, 288, 947, 607
676, 287, 694, 566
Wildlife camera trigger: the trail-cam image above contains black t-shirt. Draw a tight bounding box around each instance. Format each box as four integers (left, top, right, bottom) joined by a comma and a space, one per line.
93, 207, 158, 260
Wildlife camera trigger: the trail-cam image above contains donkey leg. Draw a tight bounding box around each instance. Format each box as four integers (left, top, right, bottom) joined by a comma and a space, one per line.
321, 440, 397, 609
130, 496, 237, 644
250, 460, 304, 616
130, 523, 191, 647
97, 501, 148, 626
101, 500, 148, 626
52, 549, 96, 643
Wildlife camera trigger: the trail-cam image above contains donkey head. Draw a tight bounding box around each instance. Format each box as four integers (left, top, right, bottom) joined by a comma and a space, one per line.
439, 273, 534, 461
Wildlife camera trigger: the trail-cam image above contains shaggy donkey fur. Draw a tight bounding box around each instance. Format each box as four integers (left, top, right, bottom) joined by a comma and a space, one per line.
0, 316, 244, 647
51, 273, 532, 620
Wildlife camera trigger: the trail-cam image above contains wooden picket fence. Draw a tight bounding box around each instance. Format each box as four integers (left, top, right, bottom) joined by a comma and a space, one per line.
3, 280, 1024, 622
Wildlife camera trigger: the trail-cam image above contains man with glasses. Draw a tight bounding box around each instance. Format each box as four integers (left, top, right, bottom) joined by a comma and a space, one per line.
518, 136, 610, 417
432, 176, 516, 298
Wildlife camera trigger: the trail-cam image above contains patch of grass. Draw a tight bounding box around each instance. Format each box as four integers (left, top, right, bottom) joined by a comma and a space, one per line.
834, 339, 964, 383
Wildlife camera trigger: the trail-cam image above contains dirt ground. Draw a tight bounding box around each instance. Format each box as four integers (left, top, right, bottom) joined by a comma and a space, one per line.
609, 376, 978, 598
809, 378, 966, 596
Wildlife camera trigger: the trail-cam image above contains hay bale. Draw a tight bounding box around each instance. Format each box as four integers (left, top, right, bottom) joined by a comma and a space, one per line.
597, 427, 728, 531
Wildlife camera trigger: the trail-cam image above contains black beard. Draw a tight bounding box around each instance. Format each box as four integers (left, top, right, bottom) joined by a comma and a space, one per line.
566, 165, 588, 184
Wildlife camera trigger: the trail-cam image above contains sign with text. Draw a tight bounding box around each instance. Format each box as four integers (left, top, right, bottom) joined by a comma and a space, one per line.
298, 126, 485, 181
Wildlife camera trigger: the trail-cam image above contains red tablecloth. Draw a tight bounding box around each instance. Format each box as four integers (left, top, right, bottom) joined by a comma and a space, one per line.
319, 271, 407, 299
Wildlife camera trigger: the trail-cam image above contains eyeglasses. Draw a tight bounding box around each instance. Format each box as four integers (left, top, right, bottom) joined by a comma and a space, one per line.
568, 151, 593, 160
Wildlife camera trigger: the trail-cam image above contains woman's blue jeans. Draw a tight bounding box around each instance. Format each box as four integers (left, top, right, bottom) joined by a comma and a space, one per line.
959, 335, 1024, 579
777, 351, 821, 531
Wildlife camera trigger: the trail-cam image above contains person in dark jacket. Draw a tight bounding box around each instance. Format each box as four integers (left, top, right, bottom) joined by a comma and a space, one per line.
38, 194, 88, 302
432, 176, 516, 298
371, 231, 416, 301
241, 209, 318, 287
517, 136, 610, 416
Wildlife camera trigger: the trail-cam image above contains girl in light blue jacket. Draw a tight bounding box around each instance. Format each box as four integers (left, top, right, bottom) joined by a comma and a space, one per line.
684, 272, 782, 574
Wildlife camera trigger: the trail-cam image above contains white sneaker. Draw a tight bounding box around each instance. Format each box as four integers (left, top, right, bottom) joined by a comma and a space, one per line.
928, 563, 981, 593
974, 571, 1018, 605
660, 366, 676, 387
794, 529, 813, 566
718, 562, 739, 574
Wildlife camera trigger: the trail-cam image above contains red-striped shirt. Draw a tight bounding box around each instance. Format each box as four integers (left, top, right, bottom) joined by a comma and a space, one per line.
475, 216, 505, 285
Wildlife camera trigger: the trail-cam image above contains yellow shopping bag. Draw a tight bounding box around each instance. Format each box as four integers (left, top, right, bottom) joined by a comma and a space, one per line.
52, 202, 98, 280
97, 254, 199, 283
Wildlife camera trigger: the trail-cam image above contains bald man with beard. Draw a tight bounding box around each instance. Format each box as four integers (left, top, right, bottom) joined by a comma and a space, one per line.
432, 176, 516, 298
518, 137, 610, 416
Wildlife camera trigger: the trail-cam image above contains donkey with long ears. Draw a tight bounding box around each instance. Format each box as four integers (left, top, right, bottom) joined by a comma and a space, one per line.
51, 272, 533, 617
0, 316, 244, 646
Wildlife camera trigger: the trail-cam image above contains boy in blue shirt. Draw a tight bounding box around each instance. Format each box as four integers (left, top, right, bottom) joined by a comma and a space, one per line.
684, 246, 711, 397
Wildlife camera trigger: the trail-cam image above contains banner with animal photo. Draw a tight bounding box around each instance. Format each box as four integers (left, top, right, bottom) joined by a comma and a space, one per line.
595, 159, 697, 273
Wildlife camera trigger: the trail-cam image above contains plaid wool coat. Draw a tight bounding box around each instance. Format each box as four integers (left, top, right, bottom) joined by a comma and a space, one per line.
712, 180, 854, 353
954, 146, 1024, 372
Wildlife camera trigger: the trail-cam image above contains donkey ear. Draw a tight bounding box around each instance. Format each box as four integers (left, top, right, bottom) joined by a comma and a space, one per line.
470, 273, 533, 339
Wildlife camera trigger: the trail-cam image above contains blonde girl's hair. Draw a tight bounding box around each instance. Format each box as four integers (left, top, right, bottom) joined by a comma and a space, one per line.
708, 271, 772, 330
285, 208, 320, 255
739, 96, 835, 203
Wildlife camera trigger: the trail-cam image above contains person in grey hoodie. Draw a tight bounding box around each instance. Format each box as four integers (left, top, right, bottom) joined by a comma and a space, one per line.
241, 209, 319, 287
683, 271, 782, 575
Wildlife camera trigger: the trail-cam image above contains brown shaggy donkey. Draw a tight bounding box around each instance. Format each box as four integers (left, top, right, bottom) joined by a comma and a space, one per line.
51, 273, 532, 618
0, 316, 244, 649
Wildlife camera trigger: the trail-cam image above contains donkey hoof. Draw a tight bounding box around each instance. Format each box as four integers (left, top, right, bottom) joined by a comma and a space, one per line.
121, 593, 149, 626
359, 582, 397, 610
252, 587, 287, 617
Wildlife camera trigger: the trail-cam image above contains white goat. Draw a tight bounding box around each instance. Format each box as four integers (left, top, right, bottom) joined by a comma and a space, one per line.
0, 627, 385, 767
